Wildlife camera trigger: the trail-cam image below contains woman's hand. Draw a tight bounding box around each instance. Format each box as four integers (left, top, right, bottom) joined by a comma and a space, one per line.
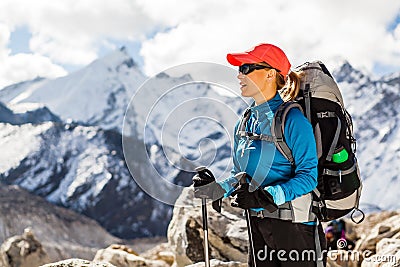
192, 172, 225, 200
231, 183, 277, 210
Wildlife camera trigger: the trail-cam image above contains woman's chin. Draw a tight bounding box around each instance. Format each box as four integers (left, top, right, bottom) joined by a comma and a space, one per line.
241, 91, 250, 97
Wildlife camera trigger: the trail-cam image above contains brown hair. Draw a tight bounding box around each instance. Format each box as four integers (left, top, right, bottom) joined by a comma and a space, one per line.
278, 71, 303, 102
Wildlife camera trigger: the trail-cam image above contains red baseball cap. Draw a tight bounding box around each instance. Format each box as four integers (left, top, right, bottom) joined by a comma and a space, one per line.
226, 43, 291, 77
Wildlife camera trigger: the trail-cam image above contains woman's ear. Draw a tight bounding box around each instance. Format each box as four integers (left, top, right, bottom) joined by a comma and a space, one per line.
265, 69, 276, 80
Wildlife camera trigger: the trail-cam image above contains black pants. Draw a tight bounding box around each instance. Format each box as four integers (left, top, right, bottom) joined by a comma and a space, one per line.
248, 217, 327, 267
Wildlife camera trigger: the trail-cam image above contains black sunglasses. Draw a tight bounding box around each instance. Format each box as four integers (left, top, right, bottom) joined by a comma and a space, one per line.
239, 63, 273, 75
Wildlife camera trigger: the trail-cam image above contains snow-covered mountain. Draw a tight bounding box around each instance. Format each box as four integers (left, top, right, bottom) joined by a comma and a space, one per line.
0, 48, 246, 179
0, 101, 60, 125
0, 48, 246, 238
0, 47, 146, 132
0, 48, 399, 239
0, 120, 177, 238
333, 63, 400, 211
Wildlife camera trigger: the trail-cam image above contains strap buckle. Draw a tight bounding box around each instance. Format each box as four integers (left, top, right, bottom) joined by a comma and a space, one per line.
319, 111, 330, 118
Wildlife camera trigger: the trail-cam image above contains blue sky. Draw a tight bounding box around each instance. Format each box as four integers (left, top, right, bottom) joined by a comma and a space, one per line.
9, 26, 31, 55
8, 25, 145, 73
0, 0, 400, 88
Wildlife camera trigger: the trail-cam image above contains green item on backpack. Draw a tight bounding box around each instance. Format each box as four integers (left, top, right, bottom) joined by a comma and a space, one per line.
332, 147, 349, 164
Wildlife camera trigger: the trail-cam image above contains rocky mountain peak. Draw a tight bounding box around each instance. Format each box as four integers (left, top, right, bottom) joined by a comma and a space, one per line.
333, 60, 370, 84
0, 101, 61, 125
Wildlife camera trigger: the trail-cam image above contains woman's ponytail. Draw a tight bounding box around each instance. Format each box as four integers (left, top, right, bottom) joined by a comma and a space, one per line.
278, 71, 303, 102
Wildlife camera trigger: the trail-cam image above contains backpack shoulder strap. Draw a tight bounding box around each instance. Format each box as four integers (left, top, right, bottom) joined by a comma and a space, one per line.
271, 101, 304, 165
237, 107, 252, 137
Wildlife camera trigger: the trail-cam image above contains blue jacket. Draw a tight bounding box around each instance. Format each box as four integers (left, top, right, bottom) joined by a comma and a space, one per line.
219, 93, 318, 205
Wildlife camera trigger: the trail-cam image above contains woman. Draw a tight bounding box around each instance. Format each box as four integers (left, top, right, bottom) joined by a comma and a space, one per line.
193, 43, 326, 267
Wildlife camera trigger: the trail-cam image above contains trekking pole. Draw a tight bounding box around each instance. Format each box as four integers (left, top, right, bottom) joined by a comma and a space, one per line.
195, 166, 211, 267
234, 172, 257, 267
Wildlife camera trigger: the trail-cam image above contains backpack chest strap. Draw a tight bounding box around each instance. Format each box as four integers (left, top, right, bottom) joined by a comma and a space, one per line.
237, 107, 275, 142
238, 131, 275, 142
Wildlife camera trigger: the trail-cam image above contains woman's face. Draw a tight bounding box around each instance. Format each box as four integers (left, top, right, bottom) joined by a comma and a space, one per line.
237, 64, 277, 103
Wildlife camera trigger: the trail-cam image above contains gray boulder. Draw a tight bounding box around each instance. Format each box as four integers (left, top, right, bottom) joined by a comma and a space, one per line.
0, 228, 49, 267
167, 187, 248, 266
39, 259, 116, 267
355, 212, 400, 254
186, 259, 247, 267
360, 238, 400, 267
94, 244, 170, 267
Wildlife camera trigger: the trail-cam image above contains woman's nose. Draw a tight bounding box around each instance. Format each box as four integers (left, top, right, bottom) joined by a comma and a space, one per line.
237, 72, 245, 79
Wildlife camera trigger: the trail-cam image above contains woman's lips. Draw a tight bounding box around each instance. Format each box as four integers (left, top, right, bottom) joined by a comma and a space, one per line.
240, 83, 247, 90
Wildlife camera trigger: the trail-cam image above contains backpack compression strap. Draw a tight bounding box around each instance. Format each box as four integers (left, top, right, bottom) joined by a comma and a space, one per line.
271, 101, 304, 165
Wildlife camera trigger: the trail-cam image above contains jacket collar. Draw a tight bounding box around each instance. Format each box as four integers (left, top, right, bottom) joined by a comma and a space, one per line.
250, 93, 283, 114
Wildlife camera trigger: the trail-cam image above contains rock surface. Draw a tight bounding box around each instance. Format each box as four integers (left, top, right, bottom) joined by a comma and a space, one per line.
186, 259, 247, 267
0, 228, 49, 267
167, 187, 248, 267
168, 187, 400, 267
3, 183, 400, 267
360, 237, 400, 267
94, 245, 170, 267
0, 185, 120, 262
39, 259, 116, 267
139, 243, 175, 265
352, 212, 400, 255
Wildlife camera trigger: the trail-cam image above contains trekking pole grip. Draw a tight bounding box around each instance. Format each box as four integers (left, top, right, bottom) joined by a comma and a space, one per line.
195, 166, 213, 177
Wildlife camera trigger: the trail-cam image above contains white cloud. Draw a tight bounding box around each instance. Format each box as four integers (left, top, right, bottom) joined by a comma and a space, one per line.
0, 0, 158, 66
0, 22, 67, 88
0, 53, 67, 89
139, 0, 400, 76
0, 0, 399, 88
0, 23, 11, 61
394, 24, 400, 42
29, 33, 98, 65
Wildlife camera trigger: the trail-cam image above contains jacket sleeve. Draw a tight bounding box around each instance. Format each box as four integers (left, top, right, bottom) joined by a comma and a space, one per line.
278, 108, 318, 202
218, 119, 241, 197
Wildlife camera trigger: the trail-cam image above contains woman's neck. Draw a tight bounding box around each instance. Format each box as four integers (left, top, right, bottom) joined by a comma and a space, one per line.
254, 84, 277, 105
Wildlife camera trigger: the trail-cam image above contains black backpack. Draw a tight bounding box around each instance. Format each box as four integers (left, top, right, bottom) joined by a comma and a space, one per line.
275, 61, 364, 223
238, 61, 364, 223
